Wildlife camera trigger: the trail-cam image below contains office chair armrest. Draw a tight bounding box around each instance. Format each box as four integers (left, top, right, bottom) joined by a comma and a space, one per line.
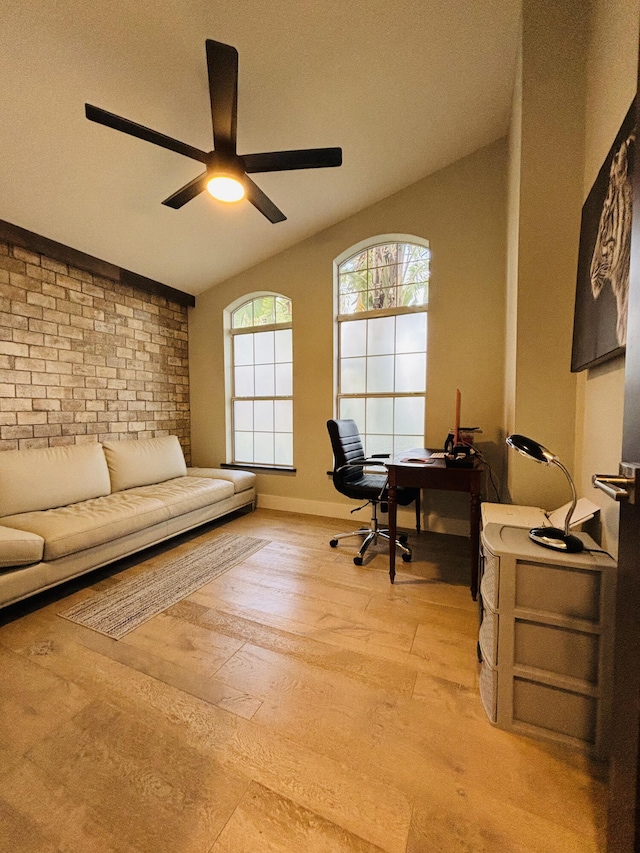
334, 458, 389, 475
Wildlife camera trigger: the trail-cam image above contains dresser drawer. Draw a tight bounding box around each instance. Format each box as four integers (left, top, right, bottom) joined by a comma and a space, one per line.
480, 545, 499, 609
479, 605, 498, 666
515, 561, 601, 621
479, 662, 497, 722
513, 677, 597, 745
514, 619, 599, 684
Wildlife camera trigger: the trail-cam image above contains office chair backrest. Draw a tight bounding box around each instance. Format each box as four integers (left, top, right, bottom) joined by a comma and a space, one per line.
327, 419, 367, 486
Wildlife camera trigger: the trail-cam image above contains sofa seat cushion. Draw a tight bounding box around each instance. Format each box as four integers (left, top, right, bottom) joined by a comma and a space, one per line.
127, 476, 235, 518
0, 526, 45, 568
0, 493, 170, 561
187, 467, 256, 494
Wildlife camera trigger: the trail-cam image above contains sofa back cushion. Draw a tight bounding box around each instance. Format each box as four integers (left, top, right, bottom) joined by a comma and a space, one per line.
102, 435, 187, 492
0, 442, 112, 518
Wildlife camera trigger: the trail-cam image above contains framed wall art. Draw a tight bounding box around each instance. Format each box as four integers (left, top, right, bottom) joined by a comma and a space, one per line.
571, 98, 636, 372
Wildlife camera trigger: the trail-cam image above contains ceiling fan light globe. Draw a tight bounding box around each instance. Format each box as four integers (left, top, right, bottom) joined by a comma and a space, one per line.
207, 175, 245, 203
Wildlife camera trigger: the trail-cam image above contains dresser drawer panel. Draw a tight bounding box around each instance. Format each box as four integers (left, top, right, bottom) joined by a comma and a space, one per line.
480, 546, 499, 609
514, 619, 599, 683
479, 662, 497, 723
515, 561, 601, 621
479, 606, 498, 666
513, 677, 597, 745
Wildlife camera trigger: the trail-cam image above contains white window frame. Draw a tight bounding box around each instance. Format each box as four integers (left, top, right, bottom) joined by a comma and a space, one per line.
225, 292, 294, 469
334, 235, 429, 456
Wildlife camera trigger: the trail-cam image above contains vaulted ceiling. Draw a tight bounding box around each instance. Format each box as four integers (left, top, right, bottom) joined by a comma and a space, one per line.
1, 0, 520, 296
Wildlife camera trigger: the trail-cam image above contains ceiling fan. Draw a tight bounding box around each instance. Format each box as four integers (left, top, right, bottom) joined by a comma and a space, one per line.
85, 39, 342, 224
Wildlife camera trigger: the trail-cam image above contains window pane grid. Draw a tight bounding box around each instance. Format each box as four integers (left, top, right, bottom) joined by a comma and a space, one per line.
339, 318, 426, 396
232, 397, 293, 466
337, 394, 425, 456
230, 295, 293, 466
337, 240, 427, 455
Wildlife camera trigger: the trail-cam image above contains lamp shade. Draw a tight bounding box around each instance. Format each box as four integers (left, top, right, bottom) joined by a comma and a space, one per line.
505, 434, 555, 465
505, 434, 584, 553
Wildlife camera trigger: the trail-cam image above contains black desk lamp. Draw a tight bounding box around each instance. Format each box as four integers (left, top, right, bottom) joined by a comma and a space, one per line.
506, 434, 584, 553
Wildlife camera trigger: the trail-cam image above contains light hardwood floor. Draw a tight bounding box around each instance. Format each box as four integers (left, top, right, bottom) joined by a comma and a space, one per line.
0, 509, 607, 852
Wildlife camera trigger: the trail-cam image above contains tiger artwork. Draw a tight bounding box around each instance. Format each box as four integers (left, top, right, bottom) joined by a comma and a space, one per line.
589, 130, 635, 347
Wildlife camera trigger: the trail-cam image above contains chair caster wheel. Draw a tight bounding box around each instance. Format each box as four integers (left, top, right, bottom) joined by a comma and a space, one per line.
401, 553, 412, 562
330, 539, 338, 548
399, 534, 408, 544
353, 556, 363, 566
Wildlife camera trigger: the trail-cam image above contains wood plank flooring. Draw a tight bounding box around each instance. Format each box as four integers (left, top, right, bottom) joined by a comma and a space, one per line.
0, 509, 607, 852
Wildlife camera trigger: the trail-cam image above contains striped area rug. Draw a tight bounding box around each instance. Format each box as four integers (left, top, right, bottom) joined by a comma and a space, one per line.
58, 532, 268, 639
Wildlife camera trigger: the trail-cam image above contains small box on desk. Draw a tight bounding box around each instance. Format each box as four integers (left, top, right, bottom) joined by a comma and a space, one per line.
445, 454, 475, 468
445, 445, 476, 468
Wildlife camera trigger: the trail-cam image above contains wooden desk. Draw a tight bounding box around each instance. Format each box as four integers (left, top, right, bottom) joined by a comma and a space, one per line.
387, 450, 483, 598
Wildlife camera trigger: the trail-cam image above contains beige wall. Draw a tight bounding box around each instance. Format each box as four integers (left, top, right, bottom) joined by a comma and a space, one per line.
189, 139, 507, 533
575, 0, 638, 556
504, 22, 522, 450
505, 0, 637, 556
506, 0, 587, 509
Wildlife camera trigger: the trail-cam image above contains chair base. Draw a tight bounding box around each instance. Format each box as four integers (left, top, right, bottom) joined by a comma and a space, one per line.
330, 522, 412, 565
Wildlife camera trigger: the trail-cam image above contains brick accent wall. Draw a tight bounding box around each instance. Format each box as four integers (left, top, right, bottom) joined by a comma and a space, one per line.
0, 240, 191, 461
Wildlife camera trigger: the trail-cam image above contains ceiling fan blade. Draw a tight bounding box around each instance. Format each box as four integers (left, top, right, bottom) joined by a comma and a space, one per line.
162, 172, 209, 208
85, 104, 209, 164
243, 176, 286, 223
243, 147, 343, 174
205, 40, 238, 154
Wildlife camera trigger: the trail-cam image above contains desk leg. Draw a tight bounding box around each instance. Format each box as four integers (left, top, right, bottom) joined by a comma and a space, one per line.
470, 490, 481, 600
388, 482, 397, 584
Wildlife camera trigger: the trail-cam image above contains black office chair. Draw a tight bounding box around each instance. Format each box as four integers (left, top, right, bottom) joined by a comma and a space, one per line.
327, 419, 421, 565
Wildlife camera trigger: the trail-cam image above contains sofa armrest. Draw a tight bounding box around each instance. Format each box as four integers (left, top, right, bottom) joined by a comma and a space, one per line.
0, 525, 45, 568
187, 467, 256, 494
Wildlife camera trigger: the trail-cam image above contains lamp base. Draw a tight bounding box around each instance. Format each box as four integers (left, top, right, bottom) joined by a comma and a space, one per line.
528, 527, 584, 553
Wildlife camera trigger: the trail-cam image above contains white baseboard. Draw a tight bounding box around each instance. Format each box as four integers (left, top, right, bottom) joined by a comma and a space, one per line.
255, 494, 470, 537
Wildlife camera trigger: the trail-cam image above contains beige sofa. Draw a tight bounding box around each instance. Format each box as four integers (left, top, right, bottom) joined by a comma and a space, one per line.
0, 435, 256, 609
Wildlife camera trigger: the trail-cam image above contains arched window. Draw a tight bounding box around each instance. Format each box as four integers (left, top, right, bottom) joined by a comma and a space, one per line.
335, 237, 429, 455
228, 294, 293, 467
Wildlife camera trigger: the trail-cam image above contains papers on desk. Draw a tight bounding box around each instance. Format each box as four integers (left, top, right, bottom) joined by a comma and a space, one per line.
400, 452, 446, 463
547, 498, 600, 528
481, 497, 600, 529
